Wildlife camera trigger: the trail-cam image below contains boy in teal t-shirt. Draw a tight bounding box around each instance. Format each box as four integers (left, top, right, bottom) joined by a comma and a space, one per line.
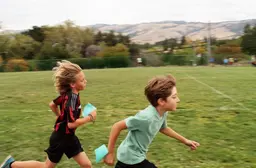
104, 75, 200, 168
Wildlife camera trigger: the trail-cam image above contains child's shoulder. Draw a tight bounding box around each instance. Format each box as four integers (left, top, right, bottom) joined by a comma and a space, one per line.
135, 105, 156, 120
53, 92, 69, 101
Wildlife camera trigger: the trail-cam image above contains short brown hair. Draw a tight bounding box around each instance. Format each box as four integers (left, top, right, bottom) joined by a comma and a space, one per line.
144, 75, 176, 107
52, 60, 82, 94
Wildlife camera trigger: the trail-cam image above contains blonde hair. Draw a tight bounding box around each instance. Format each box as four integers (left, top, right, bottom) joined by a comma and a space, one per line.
53, 60, 82, 94
144, 74, 176, 107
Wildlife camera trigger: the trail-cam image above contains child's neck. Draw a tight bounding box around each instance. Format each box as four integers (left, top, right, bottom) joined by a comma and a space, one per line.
72, 88, 79, 95
155, 106, 166, 117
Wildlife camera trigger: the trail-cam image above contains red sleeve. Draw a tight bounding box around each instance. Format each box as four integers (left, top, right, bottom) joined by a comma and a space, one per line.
53, 95, 63, 105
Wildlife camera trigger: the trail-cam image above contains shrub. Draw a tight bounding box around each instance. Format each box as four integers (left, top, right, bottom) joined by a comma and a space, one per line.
162, 54, 190, 65
0, 56, 3, 72
103, 56, 130, 68
4, 59, 30, 72
142, 54, 164, 67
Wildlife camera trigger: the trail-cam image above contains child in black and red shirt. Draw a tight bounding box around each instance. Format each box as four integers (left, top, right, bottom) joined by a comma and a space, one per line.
1, 60, 96, 168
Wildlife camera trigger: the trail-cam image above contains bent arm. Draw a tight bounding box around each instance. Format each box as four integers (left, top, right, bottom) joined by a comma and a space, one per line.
160, 127, 187, 144
107, 120, 127, 153
49, 101, 60, 116
67, 110, 97, 129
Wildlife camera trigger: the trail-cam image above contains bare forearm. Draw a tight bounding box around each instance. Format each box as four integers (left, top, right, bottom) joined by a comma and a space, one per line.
108, 121, 127, 153
67, 117, 91, 129
49, 102, 60, 116
160, 127, 187, 143
108, 125, 121, 153
68, 111, 97, 129
51, 107, 59, 116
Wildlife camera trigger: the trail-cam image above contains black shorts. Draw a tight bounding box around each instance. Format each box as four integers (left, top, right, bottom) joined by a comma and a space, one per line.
115, 160, 157, 168
44, 131, 84, 163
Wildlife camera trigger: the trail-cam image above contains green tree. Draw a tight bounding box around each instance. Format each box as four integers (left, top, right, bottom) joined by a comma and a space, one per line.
241, 24, 256, 55
105, 30, 118, 46
204, 37, 217, 45
142, 43, 151, 49
97, 43, 130, 57
0, 34, 10, 60
244, 24, 251, 34
128, 43, 140, 57
156, 38, 178, 51
42, 20, 94, 58
179, 35, 186, 48
94, 31, 103, 44
22, 26, 46, 42
168, 38, 178, 50
36, 42, 69, 59
0, 22, 9, 60
162, 39, 169, 51
7, 34, 40, 59
117, 33, 130, 46
80, 28, 95, 57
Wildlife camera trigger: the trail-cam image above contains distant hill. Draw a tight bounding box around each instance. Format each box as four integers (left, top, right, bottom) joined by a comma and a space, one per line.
86, 19, 256, 44
2, 19, 256, 44
0, 30, 22, 35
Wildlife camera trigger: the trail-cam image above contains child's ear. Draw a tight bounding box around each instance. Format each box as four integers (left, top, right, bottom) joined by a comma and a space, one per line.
70, 83, 75, 88
157, 98, 165, 106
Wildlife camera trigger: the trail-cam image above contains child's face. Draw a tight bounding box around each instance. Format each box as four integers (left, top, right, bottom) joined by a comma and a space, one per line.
71, 71, 87, 92
160, 87, 180, 111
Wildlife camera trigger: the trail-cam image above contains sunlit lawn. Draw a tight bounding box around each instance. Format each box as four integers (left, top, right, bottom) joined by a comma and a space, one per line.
0, 66, 255, 168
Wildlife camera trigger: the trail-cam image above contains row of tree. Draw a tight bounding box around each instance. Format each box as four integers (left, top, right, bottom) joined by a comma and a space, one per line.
241, 24, 256, 55
154, 23, 256, 62
0, 21, 140, 61
1, 21, 256, 65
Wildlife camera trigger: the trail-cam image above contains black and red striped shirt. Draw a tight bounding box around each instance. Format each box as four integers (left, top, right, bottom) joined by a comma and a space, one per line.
53, 91, 81, 134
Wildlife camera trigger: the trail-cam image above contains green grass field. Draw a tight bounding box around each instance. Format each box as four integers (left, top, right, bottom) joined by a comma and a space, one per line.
0, 66, 255, 168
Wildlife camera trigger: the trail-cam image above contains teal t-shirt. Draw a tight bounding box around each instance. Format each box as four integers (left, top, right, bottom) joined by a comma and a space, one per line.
117, 105, 168, 164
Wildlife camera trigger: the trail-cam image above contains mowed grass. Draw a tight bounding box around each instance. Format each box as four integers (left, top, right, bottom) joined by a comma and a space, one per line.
0, 66, 255, 168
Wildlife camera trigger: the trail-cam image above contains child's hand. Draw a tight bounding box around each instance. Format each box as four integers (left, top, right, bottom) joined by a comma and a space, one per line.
184, 139, 200, 150
104, 152, 115, 166
90, 110, 97, 120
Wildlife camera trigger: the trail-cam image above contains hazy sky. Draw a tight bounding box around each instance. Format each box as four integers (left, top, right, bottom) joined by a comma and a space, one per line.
0, 0, 256, 30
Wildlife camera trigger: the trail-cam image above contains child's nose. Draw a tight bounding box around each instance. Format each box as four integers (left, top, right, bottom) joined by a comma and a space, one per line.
177, 97, 180, 103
